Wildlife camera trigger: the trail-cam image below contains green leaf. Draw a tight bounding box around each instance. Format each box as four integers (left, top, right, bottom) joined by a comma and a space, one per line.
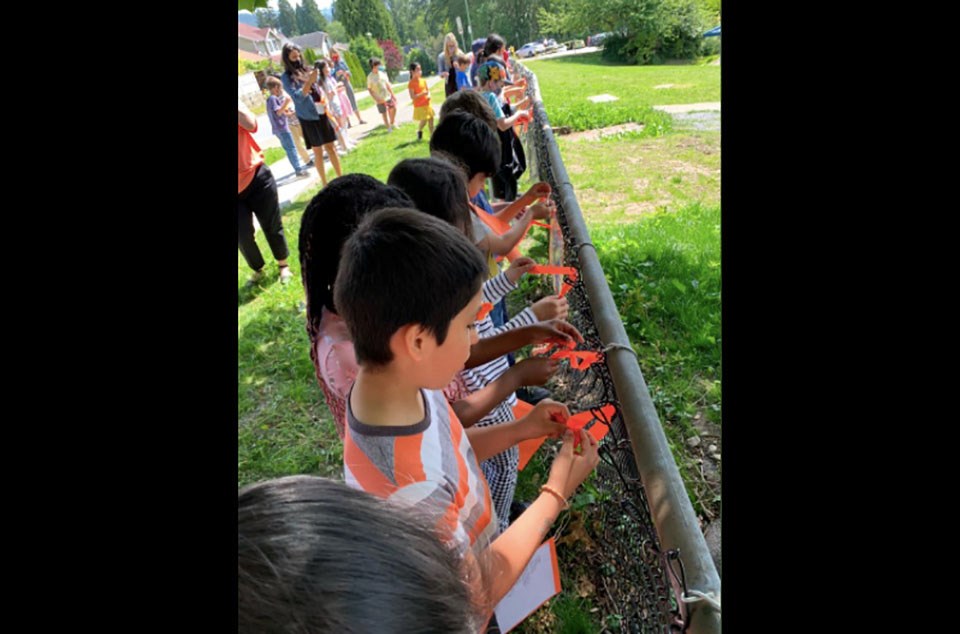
671, 279, 687, 293
238, 0, 270, 12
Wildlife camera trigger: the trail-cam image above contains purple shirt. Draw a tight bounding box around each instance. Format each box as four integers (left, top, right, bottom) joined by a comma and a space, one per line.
266, 94, 290, 135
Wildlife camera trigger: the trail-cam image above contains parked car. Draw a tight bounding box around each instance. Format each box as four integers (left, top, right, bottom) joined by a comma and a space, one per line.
542, 38, 560, 53
517, 42, 545, 58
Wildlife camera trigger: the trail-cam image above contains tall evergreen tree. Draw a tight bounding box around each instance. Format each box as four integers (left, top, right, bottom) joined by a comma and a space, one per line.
277, 0, 299, 36
297, 0, 328, 34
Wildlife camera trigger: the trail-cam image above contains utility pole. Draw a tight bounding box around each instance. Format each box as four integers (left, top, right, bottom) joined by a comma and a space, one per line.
464, 0, 474, 42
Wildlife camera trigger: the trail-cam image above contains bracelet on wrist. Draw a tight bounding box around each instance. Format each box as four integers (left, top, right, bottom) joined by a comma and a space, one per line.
540, 484, 569, 510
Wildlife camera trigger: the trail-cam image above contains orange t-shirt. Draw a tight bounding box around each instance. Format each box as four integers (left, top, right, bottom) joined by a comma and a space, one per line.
408, 77, 430, 107
238, 121, 264, 194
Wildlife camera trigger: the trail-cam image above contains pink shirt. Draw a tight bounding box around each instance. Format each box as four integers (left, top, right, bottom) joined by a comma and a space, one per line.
312, 307, 358, 438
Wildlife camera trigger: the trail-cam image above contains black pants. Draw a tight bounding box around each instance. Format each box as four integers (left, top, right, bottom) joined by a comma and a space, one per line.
238, 163, 289, 272
492, 170, 519, 201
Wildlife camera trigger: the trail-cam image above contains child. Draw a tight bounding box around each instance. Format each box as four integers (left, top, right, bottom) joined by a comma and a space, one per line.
263, 76, 309, 178
388, 156, 573, 531
238, 100, 294, 285
454, 53, 473, 91
317, 59, 357, 154
366, 57, 397, 132
336, 207, 599, 611
238, 475, 485, 631
476, 59, 532, 201
407, 62, 434, 141
299, 174, 418, 437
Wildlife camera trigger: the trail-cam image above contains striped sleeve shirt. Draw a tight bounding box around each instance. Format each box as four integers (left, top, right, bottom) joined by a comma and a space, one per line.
343, 388, 498, 557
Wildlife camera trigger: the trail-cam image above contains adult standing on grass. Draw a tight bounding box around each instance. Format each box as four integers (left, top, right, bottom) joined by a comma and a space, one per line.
366, 58, 397, 132
330, 49, 365, 126
280, 43, 342, 188
238, 100, 293, 286
438, 32, 463, 97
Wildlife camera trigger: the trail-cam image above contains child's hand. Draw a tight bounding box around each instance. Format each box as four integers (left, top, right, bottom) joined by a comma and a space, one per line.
505, 256, 537, 283
528, 198, 556, 220
532, 295, 569, 321
523, 398, 569, 440
512, 357, 561, 387
546, 429, 600, 499
526, 319, 584, 347
526, 182, 552, 202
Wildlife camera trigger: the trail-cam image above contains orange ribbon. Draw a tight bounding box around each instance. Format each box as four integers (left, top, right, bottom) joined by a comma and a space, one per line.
515, 401, 616, 469
476, 302, 493, 320
550, 349, 602, 370
469, 202, 527, 262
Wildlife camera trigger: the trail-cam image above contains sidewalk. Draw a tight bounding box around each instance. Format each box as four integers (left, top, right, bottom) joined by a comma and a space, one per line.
262, 75, 443, 209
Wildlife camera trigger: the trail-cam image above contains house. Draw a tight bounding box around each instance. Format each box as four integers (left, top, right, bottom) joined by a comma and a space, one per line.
238, 23, 288, 59
290, 31, 333, 60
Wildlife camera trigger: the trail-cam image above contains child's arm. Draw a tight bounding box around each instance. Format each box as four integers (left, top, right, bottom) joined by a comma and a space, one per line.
464, 399, 567, 462
486, 430, 599, 605
452, 358, 560, 427
495, 108, 530, 131
476, 209, 534, 257
465, 319, 581, 369
490, 182, 553, 223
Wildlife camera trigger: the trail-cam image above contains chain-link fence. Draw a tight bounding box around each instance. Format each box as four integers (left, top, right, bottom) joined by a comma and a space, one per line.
512, 61, 721, 634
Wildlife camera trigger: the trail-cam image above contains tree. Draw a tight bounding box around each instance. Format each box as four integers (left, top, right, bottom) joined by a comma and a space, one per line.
348, 35, 384, 75
326, 20, 349, 44
335, 0, 398, 41
297, 0, 328, 34
255, 8, 278, 29
277, 0, 299, 37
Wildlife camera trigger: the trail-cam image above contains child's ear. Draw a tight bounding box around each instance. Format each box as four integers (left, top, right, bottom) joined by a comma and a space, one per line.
392, 323, 431, 362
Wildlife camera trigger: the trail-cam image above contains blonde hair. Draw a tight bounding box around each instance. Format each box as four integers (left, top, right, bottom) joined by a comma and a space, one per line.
443, 32, 462, 66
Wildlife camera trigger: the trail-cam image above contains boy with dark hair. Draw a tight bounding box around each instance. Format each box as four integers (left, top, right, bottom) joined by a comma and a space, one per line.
336, 207, 599, 610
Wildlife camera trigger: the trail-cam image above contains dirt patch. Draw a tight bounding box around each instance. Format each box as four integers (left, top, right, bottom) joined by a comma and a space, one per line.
564, 122, 645, 142
624, 200, 672, 216
653, 83, 693, 90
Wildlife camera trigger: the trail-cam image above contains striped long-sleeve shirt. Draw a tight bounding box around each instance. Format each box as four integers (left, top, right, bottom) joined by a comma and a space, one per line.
452, 272, 536, 424
344, 388, 498, 557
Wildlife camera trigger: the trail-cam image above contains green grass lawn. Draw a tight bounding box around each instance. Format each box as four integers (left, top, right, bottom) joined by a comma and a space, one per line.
523, 52, 719, 131
262, 147, 285, 167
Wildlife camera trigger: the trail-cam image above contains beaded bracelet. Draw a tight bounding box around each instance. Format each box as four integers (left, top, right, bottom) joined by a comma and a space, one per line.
539, 484, 570, 510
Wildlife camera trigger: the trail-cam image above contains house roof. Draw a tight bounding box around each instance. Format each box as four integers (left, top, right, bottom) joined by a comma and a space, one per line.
238, 22, 271, 42
238, 49, 265, 62
290, 31, 329, 50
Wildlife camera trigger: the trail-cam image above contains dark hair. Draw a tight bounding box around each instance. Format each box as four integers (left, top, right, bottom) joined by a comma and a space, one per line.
298, 174, 414, 354
388, 157, 474, 242
317, 58, 331, 79
409, 61, 420, 72
335, 208, 486, 366
430, 111, 501, 180
483, 33, 506, 58
281, 42, 305, 78
439, 90, 498, 131
239, 475, 478, 633
369, 57, 381, 68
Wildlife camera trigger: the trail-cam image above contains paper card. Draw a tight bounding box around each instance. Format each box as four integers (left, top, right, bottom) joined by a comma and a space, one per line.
494, 538, 562, 632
